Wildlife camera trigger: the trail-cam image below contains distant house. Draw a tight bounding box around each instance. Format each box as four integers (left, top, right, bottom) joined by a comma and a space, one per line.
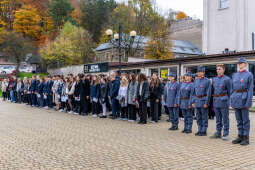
94, 36, 202, 63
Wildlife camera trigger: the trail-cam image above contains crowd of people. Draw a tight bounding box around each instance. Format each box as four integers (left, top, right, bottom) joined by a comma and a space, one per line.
0, 57, 253, 146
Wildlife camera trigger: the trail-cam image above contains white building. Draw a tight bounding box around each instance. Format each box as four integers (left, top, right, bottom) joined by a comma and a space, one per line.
203, 0, 255, 54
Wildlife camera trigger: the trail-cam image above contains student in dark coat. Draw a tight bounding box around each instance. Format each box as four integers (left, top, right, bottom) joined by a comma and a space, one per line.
136, 73, 150, 124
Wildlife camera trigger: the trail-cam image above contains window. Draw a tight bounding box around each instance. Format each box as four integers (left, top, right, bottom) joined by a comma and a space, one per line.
219, 0, 229, 9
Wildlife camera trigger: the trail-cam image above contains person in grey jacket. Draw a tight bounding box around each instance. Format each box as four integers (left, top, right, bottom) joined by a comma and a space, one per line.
136, 73, 150, 124
16, 78, 24, 103
127, 74, 137, 122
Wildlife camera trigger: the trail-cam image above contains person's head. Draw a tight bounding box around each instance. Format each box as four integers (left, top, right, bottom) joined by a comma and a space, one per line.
100, 77, 107, 84
79, 74, 84, 80
216, 64, 225, 76
32, 75, 36, 80
111, 73, 116, 81
121, 77, 128, 87
152, 73, 158, 80
23, 77, 27, 81
138, 73, 147, 83
17, 78, 21, 83
184, 72, 192, 82
168, 73, 176, 82
129, 73, 136, 85
40, 78, 44, 83
197, 66, 205, 78
36, 75, 40, 80
237, 57, 247, 71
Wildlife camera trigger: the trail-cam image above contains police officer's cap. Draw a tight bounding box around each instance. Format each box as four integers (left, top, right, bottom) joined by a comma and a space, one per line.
197, 66, 205, 72
238, 57, 247, 63
168, 72, 177, 78
185, 72, 193, 77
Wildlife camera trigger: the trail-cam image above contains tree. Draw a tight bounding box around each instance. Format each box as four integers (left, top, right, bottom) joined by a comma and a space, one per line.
176, 11, 187, 20
47, 0, 74, 31
0, 31, 35, 72
80, 0, 117, 43
40, 22, 95, 67
13, 5, 42, 40
0, 0, 23, 30
144, 14, 172, 60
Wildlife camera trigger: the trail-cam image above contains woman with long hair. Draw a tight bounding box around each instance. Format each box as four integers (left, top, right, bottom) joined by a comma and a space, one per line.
149, 73, 162, 123
90, 75, 100, 117
136, 73, 150, 124
99, 77, 108, 118
127, 74, 137, 122
118, 77, 128, 120
66, 77, 76, 114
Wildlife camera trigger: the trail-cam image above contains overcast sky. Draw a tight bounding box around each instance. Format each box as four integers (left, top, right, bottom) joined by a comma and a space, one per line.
117, 0, 203, 19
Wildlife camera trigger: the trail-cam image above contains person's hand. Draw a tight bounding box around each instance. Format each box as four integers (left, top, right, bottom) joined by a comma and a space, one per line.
246, 107, 250, 110
192, 104, 195, 108
132, 98, 136, 102
86, 96, 89, 99
203, 104, 208, 108
188, 106, 192, 109
156, 99, 159, 102
174, 104, 178, 107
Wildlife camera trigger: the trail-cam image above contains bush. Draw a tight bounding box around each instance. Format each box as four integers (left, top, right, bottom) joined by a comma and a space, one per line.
18, 72, 48, 80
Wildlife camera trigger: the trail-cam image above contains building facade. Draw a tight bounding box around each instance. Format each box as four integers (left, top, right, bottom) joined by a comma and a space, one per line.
203, 0, 255, 54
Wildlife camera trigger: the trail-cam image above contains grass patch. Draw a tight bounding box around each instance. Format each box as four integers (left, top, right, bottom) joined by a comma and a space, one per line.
18, 72, 48, 79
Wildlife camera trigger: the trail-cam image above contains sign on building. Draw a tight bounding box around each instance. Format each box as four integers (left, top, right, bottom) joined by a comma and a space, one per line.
161, 69, 168, 78
84, 62, 109, 73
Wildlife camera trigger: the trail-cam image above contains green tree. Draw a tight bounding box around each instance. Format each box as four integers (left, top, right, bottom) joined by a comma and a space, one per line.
40, 22, 94, 67
80, 0, 116, 43
47, 0, 74, 31
0, 31, 35, 72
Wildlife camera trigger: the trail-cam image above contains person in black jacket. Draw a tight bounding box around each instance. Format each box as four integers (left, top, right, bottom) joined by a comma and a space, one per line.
150, 73, 162, 123
74, 76, 80, 114
136, 73, 150, 124
79, 74, 90, 116
99, 77, 108, 118
109, 72, 120, 119
31, 75, 37, 106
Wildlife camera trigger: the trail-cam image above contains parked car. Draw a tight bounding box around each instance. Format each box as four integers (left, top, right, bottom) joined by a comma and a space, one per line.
19, 66, 33, 73
0, 65, 16, 74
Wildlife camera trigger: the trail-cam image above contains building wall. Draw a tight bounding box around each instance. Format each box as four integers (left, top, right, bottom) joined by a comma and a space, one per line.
170, 19, 203, 51
203, 0, 255, 54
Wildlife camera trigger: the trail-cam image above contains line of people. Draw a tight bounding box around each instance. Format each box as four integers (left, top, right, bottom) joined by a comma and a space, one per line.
0, 57, 253, 146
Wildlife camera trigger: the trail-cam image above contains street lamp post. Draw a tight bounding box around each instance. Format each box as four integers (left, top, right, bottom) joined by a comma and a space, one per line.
106, 26, 136, 75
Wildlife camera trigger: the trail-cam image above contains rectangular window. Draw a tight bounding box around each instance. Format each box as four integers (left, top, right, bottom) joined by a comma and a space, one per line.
219, 0, 229, 9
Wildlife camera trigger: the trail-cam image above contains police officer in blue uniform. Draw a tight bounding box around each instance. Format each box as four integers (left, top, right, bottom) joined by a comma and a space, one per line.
192, 66, 211, 136
164, 72, 180, 130
210, 64, 232, 140
179, 72, 194, 133
231, 57, 253, 146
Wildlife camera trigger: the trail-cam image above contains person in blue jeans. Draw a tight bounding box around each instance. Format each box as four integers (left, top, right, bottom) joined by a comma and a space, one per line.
109, 72, 120, 119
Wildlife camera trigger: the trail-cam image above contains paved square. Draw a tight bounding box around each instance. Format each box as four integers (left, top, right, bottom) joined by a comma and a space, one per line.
0, 101, 254, 169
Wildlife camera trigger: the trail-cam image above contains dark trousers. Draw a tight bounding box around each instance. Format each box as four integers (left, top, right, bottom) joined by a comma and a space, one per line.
80, 97, 89, 115
120, 107, 128, 118
46, 94, 53, 108
139, 101, 147, 123
128, 104, 136, 121
182, 109, 193, 131
61, 102, 66, 110
31, 93, 37, 106
234, 108, 250, 137
2, 92, 7, 100
111, 98, 120, 117
195, 107, 208, 133
150, 100, 159, 122
168, 107, 179, 128
92, 101, 99, 115
17, 92, 23, 103
214, 107, 229, 136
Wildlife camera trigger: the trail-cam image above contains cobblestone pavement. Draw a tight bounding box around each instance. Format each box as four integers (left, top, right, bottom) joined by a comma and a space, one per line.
0, 101, 255, 170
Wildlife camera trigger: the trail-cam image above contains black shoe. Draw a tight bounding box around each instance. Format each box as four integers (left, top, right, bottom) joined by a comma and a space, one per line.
210, 132, 221, 139
100, 115, 107, 118
182, 130, 186, 133
173, 127, 178, 131
185, 130, 192, 134
110, 116, 117, 119
168, 127, 175, 130
195, 132, 201, 136
166, 120, 171, 122
232, 135, 243, 144
240, 136, 249, 146
138, 121, 146, 124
